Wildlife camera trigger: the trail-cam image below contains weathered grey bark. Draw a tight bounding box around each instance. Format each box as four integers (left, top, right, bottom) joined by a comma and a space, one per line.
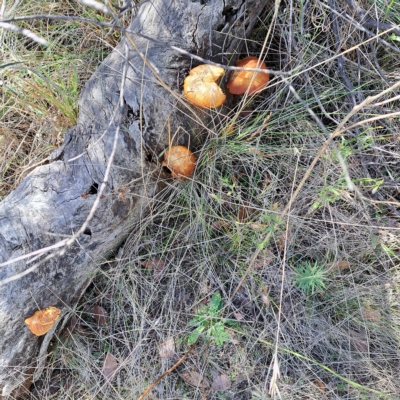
0, 0, 266, 395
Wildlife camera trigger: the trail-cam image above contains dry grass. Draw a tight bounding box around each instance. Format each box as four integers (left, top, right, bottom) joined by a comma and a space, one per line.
2, 0, 400, 399
0, 0, 129, 198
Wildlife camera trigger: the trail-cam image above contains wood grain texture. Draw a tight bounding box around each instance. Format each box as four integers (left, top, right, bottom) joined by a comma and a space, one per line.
0, 0, 267, 394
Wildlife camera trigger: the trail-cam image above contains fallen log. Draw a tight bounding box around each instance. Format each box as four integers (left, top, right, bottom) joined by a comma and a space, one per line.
0, 0, 266, 395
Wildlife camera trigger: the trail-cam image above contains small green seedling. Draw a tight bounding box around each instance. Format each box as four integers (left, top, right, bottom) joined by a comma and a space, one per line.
187, 292, 236, 346
293, 261, 327, 295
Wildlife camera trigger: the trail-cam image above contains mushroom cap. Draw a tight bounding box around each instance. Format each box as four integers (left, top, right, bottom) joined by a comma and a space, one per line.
183, 64, 226, 108
24, 306, 61, 336
163, 146, 196, 179
226, 56, 269, 95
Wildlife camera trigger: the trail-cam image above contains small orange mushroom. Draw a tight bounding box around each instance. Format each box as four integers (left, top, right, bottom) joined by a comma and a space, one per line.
162, 145, 196, 178
183, 64, 226, 108
24, 306, 61, 336
226, 56, 269, 95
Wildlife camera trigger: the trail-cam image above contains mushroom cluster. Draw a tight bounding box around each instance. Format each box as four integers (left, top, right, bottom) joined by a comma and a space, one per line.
183, 57, 269, 109
171, 56, 269, 179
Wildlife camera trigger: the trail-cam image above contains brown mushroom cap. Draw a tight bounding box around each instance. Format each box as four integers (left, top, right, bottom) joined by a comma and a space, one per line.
162, 146, 196, 179
226, 57, 269, 95
183, 64, 226, 108
24, 306, 61, 336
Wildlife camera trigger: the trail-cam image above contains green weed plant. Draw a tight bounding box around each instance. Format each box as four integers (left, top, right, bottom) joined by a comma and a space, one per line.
293, 261, 327, 296
187, 292, 237, 346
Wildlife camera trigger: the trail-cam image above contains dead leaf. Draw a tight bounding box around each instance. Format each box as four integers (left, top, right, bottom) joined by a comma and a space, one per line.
276, 233, 289, 251
211, 374, 231, 393
211, 220, 230, 232
141, 257, 164, 270
248, 223, 268, 231
102, 352, 118, 383
253, 250, 274, 269
232, 289, 252, 309
353, 339, 368, 353
361, 307, 381, 322
229, 331, 240, 345
159, 337, 176, 360
327, 260, 350, 271
141, 257, 167, 281
62, 315, 78, 337
239, 107, 253, 118
179, 369, 210, 389
62, 315, 90, 337
233, 312, 245, 321
237, 201, 256, 223
90, 305, 108, 326
314, 379, 325, 392
261, 294, 270, 308
262, 172, 272, 190
350, 332, 369, 353
261, 286, 270, 308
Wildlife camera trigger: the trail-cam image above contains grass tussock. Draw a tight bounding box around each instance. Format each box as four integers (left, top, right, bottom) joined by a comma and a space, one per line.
2, 0, 400, 399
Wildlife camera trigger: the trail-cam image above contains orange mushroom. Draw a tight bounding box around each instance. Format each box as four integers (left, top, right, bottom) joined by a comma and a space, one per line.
226, 57, 269, 95
162, 145, 196, 178
183, 64, 226, 108
24, 306, 61, 336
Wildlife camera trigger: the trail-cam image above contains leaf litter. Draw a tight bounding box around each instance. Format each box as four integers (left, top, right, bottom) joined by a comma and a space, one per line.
102, 352, 118, 383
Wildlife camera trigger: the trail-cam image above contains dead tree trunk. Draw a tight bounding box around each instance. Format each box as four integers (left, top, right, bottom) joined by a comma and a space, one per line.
0, 0, 266, 395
